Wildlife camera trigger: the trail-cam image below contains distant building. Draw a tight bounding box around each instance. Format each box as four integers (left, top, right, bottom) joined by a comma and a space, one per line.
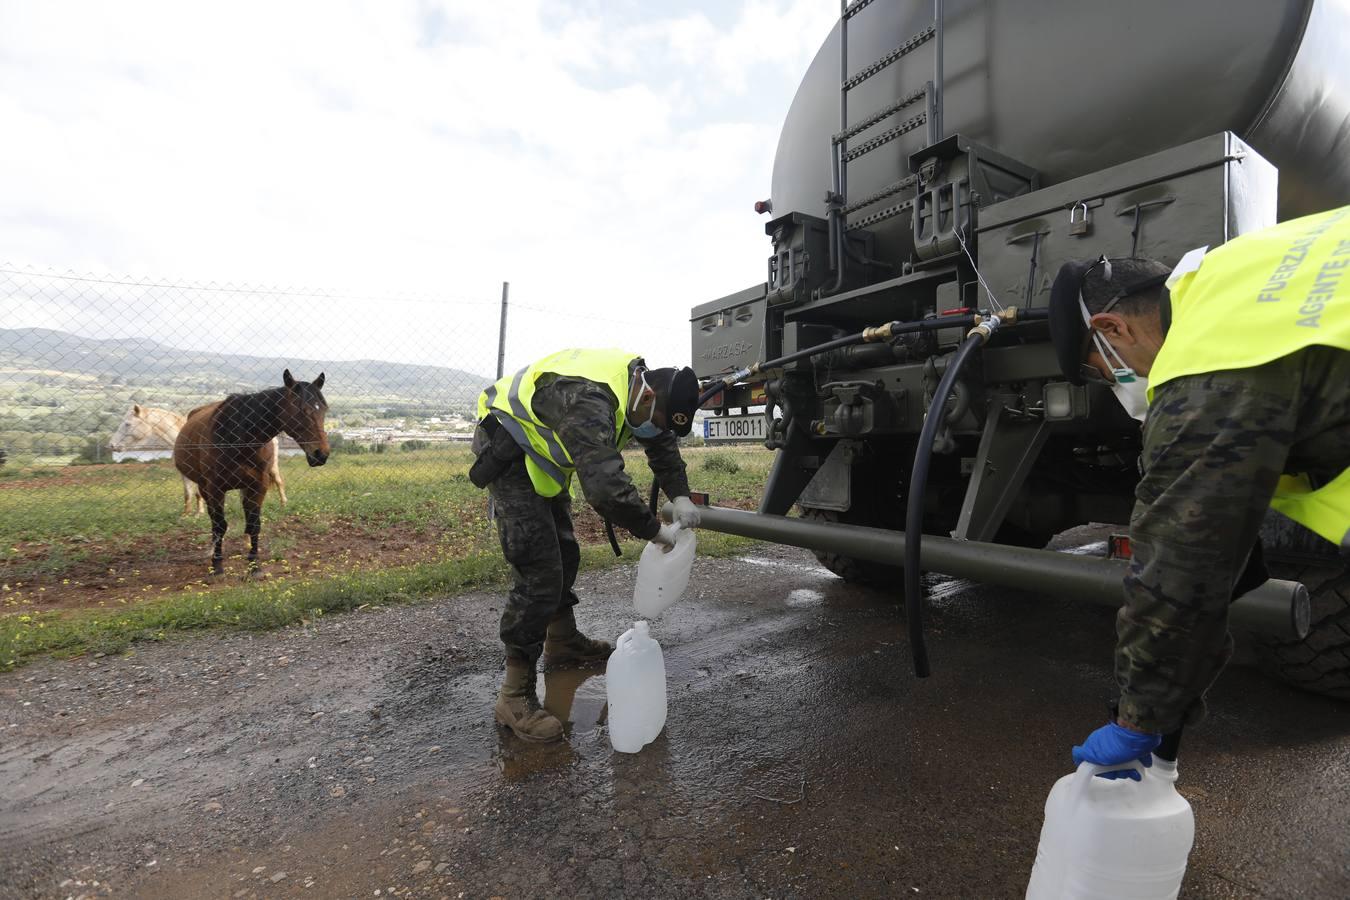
111, 433, 304, 462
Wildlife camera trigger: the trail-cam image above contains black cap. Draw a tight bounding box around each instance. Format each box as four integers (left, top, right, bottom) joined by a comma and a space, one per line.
1049, 258, 1101, 385
1049, 257, 1171, 384
645, 366, 700, 436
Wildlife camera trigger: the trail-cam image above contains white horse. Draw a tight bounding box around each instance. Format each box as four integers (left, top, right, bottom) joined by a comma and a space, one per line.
111, 404, 288, 515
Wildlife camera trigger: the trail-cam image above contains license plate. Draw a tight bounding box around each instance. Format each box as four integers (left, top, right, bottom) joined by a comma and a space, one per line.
704, 414, 765, 442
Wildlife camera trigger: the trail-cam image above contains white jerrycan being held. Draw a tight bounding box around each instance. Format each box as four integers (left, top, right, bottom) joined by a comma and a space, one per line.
633, 525, 696, 618
605, 621, 668, 753
1026, 759, 1195, 900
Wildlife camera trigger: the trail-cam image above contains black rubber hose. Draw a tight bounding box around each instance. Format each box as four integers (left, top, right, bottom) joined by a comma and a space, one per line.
694, 310, 1032, 407
694, 332, 873, 408
903, 332, 986, 678
765, 315, 978, 371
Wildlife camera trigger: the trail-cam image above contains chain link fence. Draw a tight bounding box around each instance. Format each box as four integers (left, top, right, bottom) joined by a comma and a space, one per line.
3, 269, 496, 464
0, 264, 687, 614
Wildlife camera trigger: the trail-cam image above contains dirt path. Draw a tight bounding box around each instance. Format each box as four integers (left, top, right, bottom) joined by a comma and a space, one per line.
2, 507, 615, 614
1, 545, 1347, 898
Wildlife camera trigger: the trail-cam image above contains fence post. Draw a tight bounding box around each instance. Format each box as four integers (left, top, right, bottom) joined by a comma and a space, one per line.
496, 281, 510, 379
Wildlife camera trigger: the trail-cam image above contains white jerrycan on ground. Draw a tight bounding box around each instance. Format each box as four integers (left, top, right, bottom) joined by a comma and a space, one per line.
633, 525, 696, 618
605, 621, 667, 753
1026, 759, 1194, 900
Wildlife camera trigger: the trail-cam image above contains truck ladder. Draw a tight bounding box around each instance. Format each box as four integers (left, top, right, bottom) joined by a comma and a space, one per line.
827, 0, 945, 293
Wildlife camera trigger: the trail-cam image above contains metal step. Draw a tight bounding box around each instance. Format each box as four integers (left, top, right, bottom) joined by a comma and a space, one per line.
843, 112, 927, 162
843, 175, 918, 216
842, 0, 878, 20
833, 88, 928, 146
844, 23, 936, 91
847, 199, 916, 232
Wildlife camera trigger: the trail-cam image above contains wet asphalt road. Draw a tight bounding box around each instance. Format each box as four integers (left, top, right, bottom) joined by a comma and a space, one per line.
1, 537, 1348, 899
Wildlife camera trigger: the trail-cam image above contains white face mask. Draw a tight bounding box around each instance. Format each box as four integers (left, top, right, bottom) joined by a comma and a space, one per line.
1080, 293, 1149, 424
1110, 375, 1149, 423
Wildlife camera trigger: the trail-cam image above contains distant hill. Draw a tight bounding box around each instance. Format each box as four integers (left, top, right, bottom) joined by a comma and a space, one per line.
0, 327, 492, 410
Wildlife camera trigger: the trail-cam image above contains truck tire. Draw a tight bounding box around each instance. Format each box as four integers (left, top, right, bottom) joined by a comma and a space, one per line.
800, 506, 903, 587
1256, 515, 1350, 701
1254, 564, 1350, 701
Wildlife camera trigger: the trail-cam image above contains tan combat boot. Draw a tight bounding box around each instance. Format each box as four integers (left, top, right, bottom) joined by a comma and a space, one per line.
543, 609, 614, 668
493, 660, 564, 743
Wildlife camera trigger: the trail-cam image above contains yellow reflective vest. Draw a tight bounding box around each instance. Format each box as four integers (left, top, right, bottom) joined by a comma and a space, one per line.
1150, 205, 1350, 548
476, 348, 639, 498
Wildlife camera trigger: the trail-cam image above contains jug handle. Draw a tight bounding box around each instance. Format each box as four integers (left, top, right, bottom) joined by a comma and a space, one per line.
617, 624, 649, 653
653, 523, 683, 555
1069, 760, 1146, 801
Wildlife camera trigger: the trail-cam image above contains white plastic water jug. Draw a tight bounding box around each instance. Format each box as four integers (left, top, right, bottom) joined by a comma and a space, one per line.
605, 621, 667, 753
1026, 759, 1195, 900
633, 526, 696, 618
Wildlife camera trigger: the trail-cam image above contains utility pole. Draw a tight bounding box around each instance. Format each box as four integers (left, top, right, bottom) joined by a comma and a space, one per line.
496, 281, 510, 379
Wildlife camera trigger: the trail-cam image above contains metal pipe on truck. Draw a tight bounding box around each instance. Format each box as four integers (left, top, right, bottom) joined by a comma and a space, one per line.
667, 504, 1310, 641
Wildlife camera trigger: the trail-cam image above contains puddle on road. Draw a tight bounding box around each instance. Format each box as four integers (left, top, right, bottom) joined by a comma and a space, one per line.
494, 667, 610, 781
539, 666, 607, 734
735, 556, 834, 578
925, 578, 977, 603
786, 587, 825, 607
494, 730, 580, 780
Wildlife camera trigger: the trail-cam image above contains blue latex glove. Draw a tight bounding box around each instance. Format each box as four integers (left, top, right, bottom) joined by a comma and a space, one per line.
1071, 722, 1162, 781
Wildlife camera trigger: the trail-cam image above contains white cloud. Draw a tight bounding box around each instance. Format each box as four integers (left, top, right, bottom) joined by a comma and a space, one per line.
0, 0, 836, 374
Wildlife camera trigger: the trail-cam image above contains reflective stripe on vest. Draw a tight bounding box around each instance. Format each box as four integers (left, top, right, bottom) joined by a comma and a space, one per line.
1150, 204, 1350, 549
481, 377, 568, 488
476, 348, 638, 497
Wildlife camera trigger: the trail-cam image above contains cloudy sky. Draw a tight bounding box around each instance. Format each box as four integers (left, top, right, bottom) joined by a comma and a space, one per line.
1, 0, 835, 378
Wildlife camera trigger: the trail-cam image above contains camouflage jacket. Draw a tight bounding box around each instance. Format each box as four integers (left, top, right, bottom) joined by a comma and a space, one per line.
531, 371, 691, 541
1115, 346, 1350, 733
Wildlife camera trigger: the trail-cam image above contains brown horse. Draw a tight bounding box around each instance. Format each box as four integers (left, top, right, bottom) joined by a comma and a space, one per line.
113, 404, 289, 514
174, 370, 330, 576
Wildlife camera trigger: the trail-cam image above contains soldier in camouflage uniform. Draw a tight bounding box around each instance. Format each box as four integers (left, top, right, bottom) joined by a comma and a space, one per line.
1049, 207, 1350, 774
471, 352, 701, 742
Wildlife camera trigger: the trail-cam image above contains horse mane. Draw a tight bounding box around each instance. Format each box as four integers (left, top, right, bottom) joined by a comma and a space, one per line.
212, 386, 285, 443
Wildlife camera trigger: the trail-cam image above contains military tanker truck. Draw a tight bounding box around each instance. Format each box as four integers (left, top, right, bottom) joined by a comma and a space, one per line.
684, 0, 1350, 697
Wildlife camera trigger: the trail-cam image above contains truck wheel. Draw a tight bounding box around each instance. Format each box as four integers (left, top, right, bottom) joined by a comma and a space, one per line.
1254, 563, 1350, 701
800, 507, 903, 587
1257, 514, 1350, 699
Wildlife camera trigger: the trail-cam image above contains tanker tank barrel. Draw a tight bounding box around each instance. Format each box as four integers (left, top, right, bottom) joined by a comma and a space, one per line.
775, 1, 1350, 227
662, 504, 1310, 643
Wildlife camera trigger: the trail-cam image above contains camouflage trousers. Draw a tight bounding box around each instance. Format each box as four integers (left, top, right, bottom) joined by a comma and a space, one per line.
487, 456, 581, 665
1117, 345, 1350, 733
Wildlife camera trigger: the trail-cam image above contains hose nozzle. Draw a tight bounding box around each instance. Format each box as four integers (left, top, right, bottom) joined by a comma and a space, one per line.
967, 313, 1003, 343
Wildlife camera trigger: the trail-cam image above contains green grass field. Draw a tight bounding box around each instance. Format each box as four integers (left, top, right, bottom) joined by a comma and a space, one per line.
0, 444, 773, 668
